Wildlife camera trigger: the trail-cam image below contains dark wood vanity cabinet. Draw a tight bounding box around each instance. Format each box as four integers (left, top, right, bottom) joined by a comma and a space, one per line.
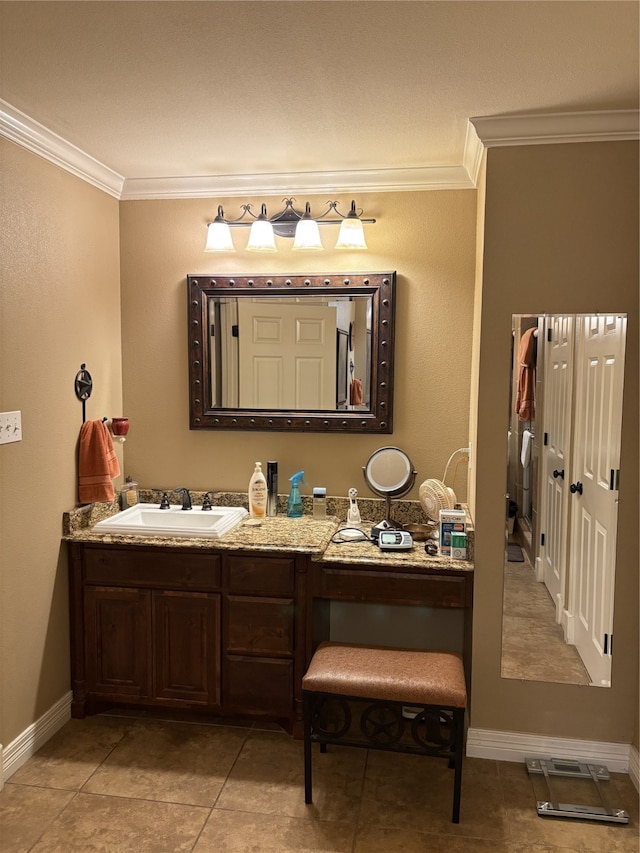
68, 539, 473, 733
68, 543, 303, 731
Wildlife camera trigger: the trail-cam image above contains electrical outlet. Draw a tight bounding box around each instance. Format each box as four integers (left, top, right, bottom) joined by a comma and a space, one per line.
0, 411, 22, 444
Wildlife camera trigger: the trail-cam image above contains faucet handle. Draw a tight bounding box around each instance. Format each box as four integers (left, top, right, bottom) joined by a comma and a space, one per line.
159, 492, 171, 510
202, 491, 218, 511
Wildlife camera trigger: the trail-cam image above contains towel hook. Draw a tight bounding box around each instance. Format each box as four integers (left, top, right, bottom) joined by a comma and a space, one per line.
74, 363, 93, 423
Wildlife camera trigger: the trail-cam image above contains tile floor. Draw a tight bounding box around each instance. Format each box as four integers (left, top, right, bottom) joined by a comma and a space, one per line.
1, 710, 638, 852
501, 546, 590, 684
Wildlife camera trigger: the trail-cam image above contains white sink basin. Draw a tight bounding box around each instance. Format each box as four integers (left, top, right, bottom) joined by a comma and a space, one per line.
92, 503, 249, 539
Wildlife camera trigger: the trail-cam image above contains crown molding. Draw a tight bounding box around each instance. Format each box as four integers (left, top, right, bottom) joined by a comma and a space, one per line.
2, 98, 637, 200
119, 166, 474, 200
462, 121, 486, 186
469, 109, 639, 149
0, 99, 124, 198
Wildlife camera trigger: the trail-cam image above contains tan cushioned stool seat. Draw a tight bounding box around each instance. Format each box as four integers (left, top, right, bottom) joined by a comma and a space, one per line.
302, 642, 467, 708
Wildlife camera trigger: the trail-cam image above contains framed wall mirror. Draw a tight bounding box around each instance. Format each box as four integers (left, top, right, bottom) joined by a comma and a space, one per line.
187, 272, 396, 432
502, 313, 627, 688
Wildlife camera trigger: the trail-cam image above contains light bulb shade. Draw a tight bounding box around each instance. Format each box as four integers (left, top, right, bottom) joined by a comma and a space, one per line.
335, 216, 368, 250
204, 220, 235, 253
246, 218, 277, 252
292, 217, 323, 251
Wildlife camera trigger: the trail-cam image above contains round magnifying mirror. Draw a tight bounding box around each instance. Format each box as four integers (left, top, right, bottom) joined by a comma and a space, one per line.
363, 446, 417, 525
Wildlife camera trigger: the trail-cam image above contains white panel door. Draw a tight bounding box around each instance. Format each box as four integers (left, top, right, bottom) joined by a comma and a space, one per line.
238, 301, 337, 409
540, 316, 574, 620
568, 315, 626, 687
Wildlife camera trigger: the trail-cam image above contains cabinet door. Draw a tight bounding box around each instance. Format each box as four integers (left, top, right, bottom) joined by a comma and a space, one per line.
153, 591, 220, 706
85, 586, 152, 698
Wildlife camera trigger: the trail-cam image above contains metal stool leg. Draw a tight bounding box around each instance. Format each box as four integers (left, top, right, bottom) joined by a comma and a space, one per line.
303, 691, 313, 804
451, 708, 464, 823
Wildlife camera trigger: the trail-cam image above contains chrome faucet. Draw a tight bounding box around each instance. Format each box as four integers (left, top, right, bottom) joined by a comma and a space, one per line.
173, 487, 192, 510
201, 491, 218, 511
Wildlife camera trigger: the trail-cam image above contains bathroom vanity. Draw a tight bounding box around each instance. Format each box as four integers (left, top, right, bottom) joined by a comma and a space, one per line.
65, 509, 473, 735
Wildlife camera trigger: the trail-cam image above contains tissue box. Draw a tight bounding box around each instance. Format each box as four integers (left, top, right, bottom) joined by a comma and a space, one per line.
439, 508, 466, 555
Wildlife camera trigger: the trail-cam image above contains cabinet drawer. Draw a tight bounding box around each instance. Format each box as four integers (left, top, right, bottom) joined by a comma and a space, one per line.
320, 567, 469, 608
226, 595, 294, 656
225, 655, 293, 716
224, 555, 295, 596
84, 547, 220, 590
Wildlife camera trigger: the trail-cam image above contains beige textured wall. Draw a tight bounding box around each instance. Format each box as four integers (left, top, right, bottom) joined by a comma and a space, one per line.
118, 191, 476, 501
472, 141, 639, 744
0, 141, 122, 747
3, 137, 637, 758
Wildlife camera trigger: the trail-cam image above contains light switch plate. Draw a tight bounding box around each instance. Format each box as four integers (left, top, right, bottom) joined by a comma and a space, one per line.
0, 411, 22, 444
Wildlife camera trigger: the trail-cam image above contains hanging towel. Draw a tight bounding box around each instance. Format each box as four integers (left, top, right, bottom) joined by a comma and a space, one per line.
349, 377, 363, 406
515, 328, 537, 421
521, 429, 533, 467
78, 419, 120, 503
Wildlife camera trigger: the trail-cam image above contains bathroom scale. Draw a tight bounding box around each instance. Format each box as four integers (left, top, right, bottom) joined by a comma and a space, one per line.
526, 757, 629, 823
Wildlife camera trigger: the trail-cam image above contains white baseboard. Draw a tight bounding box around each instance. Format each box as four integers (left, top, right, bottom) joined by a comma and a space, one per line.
2, 691, 72, 783
629, 744, 639, 793
467, 727, 632, 774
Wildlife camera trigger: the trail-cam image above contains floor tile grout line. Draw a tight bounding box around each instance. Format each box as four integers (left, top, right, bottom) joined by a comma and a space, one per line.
77, 720, 137, 794
209, 722, 254, 810
25, 789, 81, 853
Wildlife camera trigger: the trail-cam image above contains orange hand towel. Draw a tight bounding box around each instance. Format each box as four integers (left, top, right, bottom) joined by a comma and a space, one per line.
515, 328, 537, 421
78, 419, 120, 504
349, 378, 363, 406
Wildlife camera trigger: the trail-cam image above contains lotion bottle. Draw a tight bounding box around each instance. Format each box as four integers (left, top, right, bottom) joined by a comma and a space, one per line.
249, 462, 267, 518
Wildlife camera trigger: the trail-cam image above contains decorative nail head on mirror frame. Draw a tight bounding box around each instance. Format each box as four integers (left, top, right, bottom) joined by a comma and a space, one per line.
187, 272, 396, 432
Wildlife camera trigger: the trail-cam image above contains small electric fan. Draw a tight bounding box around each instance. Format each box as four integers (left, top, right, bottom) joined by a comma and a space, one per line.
418, 447, 469, 523
419, 478, 457, 523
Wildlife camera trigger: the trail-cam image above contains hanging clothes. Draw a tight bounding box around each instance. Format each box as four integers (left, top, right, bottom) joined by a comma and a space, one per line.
516, 328, 537, 421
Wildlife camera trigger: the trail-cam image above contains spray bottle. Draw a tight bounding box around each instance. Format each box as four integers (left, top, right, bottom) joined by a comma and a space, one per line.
287, 471, 305, 518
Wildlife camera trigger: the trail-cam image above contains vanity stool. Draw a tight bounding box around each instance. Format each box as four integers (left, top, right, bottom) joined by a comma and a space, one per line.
302, 642, 467, 823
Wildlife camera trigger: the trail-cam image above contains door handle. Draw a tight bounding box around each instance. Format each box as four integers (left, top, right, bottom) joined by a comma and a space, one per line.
553, 469, 565, 479
570, 481, 583, 495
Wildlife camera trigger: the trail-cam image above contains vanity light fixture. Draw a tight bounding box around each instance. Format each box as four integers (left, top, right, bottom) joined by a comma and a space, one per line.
204, 198, 375, 253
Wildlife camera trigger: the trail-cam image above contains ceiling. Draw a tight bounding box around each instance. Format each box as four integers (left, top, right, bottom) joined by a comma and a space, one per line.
1, 1, 638, 199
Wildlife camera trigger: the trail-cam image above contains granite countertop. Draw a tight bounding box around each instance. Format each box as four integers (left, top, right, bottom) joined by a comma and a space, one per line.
64, 512, 338, 555
63, 492, 474, 570
317, 526, 473, 572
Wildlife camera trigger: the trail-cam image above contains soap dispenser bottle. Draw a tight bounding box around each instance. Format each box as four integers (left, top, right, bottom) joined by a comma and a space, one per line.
287, 471, 305, 518
249, 462, 267, 518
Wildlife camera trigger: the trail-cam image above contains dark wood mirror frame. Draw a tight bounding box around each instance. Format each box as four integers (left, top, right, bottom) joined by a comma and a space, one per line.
187, 272, 396, 432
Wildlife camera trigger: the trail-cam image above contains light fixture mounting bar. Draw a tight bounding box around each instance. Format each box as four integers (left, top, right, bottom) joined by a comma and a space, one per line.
213, 198, 375, 238
204, 197, 375, 251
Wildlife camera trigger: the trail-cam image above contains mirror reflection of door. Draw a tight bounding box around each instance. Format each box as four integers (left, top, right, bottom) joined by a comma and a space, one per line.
503, 314, 626, 688
541, 315, 574, 621
238, 301, 337, 409
566, 314, 626, 687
